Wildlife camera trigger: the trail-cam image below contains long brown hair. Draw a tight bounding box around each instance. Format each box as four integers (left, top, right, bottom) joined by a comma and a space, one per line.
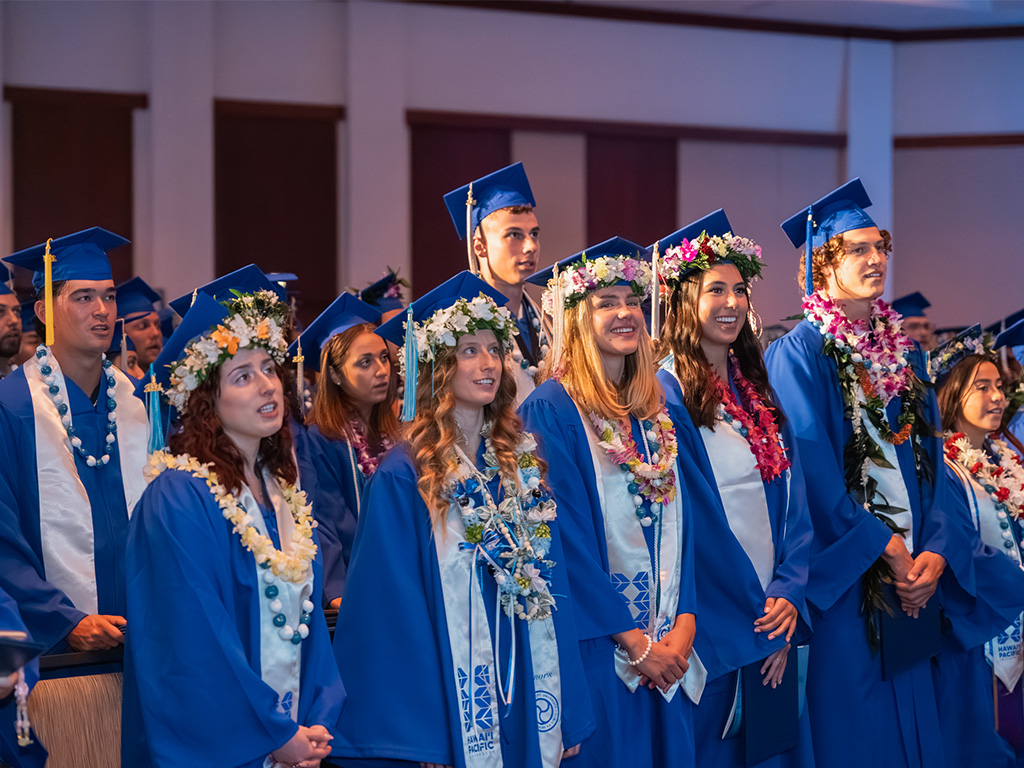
937, 354, 998, 433
406, 341, 525, 527
657, 270, 785, 430
169, 362, 297, 494
547, 295, 662, 422
305, 323, 399, 446
797, 229, 893, 293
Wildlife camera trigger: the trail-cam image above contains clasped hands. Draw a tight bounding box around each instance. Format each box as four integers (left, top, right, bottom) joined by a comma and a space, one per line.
616, 613, 695, 694
271, 724, 333, 768
883, 534, 946, 617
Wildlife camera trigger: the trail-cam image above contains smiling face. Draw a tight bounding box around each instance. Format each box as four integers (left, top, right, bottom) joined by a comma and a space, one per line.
216, 348, 284, 459
450, 330, 503, 410
956, 360, 1006, 444
124, 311, 164, 369
332, 330, 391, 415
589, 284, 643, 362
823, 226, 888, 302
697, 263, 748, 359
41, 279, 117, 356
474, 208, 540, 288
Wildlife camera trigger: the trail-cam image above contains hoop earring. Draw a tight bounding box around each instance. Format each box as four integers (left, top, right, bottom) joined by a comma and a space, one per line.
747, 308, 763, 339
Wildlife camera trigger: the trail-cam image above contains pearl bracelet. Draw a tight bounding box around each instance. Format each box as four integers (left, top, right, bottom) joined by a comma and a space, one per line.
626, 634, 653, 667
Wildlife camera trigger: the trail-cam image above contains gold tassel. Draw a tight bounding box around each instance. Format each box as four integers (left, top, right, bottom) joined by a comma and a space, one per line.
43, 238, 55, 346
465, 182, 478, 275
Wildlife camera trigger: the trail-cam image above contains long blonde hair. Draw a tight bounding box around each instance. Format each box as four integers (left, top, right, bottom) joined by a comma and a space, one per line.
548, 295, 663, 421
406, 343, 525, 527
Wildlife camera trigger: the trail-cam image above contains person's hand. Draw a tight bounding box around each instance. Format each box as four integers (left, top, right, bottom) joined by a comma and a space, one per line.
894, 551, 946, 616
0, 672, 16, 699
562, 744, 581, 758
882, 534, 914, 583
328, 597, 341, 610
67, 615, 126, 650
271, 725, 333, 767
760, 644, 790, 688
754, 597, 798, 642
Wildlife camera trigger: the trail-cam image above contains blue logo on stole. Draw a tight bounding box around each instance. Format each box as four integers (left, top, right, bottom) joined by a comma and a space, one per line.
998, 616, 1023, 647
458, 666, 494, 733
611, 571, 650, 628
277, 691, 293, 718
535, 691, 560, 733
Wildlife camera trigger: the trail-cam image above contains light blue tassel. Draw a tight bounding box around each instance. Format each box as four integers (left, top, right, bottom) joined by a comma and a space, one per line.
144, 364, 166, 454
401, 307, 418, 422
804, 205, 814, 296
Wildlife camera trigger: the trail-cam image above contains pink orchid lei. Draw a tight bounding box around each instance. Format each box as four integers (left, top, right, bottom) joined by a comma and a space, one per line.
588, 408, 678, 509
349, 420, 394, 478
661, 231, 764, 284
712, 355, 791, 482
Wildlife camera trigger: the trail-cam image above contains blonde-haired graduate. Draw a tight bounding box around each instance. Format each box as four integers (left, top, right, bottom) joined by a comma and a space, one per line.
519, 238, 701, 768
653, 211, 814, 768
330, 271, 594, 767
122, 289, 344, 768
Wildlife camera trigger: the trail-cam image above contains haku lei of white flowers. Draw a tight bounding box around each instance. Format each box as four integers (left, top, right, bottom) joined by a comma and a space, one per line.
396, 293, 519, 376
661, 230, 765, 284
145, 451, 317, 582
450, 428, 557, 622
542, 254, 652, 313
928, 332, 991, 382
945, 432, 1024, 520
168, 290, 289, 412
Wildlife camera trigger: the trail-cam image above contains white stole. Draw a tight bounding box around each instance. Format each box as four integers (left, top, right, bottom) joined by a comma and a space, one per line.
239, 474, 312, 723
574, 403, 706, 703
26, 354, 148, 615
947, 458, 1024, 691
700, 417, 776, 591
857, 385, 914, 554
435, 456, 564, 767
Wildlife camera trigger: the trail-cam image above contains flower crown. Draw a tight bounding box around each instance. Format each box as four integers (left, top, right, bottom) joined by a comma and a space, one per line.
542, 254, 652, 313
661, 231, 764, 284
927, 328, 992, 384
397, 293, 519, 377
168, 289, 290, 411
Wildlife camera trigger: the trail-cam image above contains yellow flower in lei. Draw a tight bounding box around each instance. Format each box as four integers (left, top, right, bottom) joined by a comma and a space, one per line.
145, 451, 317, 583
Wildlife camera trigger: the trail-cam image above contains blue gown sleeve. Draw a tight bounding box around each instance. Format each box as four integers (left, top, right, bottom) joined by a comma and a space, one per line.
519, 384, 637, 640
307, 429, 359, 604
668, 407, 699, 619
0, 587, 47, 768
764, 328, 892, 611
125, 471, 303, 768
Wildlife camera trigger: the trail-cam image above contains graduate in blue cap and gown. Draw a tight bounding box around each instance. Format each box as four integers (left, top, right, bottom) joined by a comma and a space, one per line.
0, 585, 47, 768
0, 265, 22, 379
519, 239, 700, 768
0, 227, 149, 655
994, 317, 1024, 458
108, 324, 143, 380
292, 292, 398, 606
116, 275, 164, 371
358, 269, 407, 318
444, 163, 548, 407
331, 271, 593, 767
652, 211, 814, 767
122, 289, 344, 768
927, 327, 1024, 768
765, 180, 976, 768
11, 300, 41, 369
891, 292, 936, 352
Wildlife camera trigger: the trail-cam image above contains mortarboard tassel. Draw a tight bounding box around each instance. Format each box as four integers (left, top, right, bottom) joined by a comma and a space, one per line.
144, 365, 166, 454
651, 243, 661, 341
43, 239, 55, 346
292, 337, 305, 418
465, 182, 479, 275
804, 206, 814, 296
401, 306, 418, 422
118, 319, 128, 371
549, 265, 564, 375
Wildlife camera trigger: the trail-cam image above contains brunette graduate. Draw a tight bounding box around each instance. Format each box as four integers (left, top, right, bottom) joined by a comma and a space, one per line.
653, 211, 813, 767
519, 238, 700, 768
290, 293, 397, 606
930, 329, 1024, 768
764, 180, 974, 768
331, 271, 593, 767
122, 290, 344, 768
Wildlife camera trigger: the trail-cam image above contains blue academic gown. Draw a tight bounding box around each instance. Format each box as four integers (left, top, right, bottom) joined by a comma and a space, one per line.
121, 468, 345, 768
764, 321, 976, 768
658, 369, 814, 768
305, 425, 363, 604
0, 367, 134, 652
330, 443, 594, 767
0, 587, 47, 768
519, 380, 696, 768
932, 460, 1024, 768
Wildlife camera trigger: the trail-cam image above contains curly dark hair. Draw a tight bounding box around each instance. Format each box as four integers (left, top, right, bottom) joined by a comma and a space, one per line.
797, 229, 893, 293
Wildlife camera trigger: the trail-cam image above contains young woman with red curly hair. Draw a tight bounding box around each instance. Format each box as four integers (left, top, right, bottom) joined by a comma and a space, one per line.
330, 272, 592, 768
122, 290, 344, 768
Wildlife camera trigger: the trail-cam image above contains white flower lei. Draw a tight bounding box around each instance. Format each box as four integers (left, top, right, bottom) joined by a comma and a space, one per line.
928, 333, 990, 382
661, 230, 764, 283
541, 254, 652, 313
145, 451, 317, 582
396, 294, 518, 376
168, 289, 289, 412
945, 433, 1024, 520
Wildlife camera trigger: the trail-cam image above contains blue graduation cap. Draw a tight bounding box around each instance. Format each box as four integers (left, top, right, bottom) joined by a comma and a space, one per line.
149, 292, 230, 395
443, 162, 536, 241
891, 292, 930, 319
0, 264, 12, 296
158, 307, 175, 341
656, 209, 731, 254
288, 293, 381, 373
168, 264, 286, 317
116, 277, 161, 322
995, 317, 1024, 362
928, 323, 989, 386
359, 271, 406, 313
4, 227, 128, 291
266, 272, 298, 284
525, 236, 648, 289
